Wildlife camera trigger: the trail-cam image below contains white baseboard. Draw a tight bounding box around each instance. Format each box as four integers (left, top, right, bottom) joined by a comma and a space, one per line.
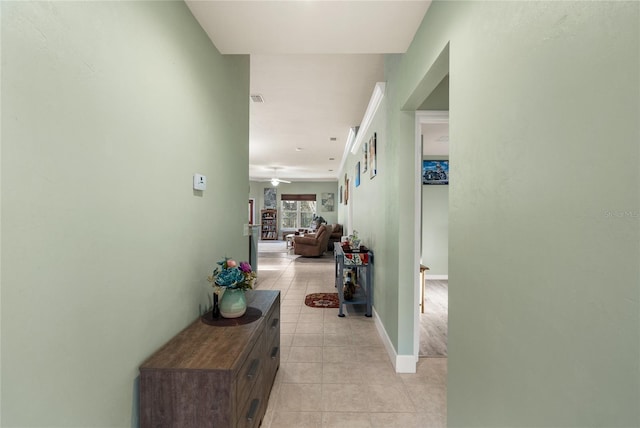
373, 307, 417, 374
425, 274, 448, 280
396, 355, 418, 373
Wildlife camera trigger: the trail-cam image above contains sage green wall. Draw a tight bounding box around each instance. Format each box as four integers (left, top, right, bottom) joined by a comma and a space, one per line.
384, 54, 420, 356
393, 1, 639, 426
421, 157, 448, 276
337, 101, 399, 348
249, 181, 339, 235
1, 2, 249, 426
418, 75, 449, 111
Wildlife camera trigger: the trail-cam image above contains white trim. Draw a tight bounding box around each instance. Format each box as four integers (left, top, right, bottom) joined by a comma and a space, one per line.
413, 111, 449, 361
351, 82, 385, 154
338, 82, 385, 179
416, 111, 450, 124
373, 307, 417, 373
396, 355, 418, 373
373, 307, 396, 366
338, 126, 358, 175
425, 274, 448, 280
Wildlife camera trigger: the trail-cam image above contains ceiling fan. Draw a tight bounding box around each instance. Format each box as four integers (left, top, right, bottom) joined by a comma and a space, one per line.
261, 168, 291, 186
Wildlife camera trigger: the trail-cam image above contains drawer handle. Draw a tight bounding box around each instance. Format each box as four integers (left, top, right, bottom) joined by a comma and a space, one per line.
247, 358, 260, 379
270, 318, 279, 329
270, 346, 279, 359
246, 398, 260, 423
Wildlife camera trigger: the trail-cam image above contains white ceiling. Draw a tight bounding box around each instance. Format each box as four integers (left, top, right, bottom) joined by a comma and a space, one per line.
185, 0, 433, 182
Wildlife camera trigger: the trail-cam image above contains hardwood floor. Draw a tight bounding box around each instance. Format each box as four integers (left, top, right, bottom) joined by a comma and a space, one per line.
420, 280, 448, 357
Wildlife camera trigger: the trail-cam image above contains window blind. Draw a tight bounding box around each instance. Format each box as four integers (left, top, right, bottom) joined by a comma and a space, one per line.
280, 194, 316, 201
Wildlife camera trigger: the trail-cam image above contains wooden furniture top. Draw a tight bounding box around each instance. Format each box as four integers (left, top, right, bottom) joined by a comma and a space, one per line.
139, 290, 279, 372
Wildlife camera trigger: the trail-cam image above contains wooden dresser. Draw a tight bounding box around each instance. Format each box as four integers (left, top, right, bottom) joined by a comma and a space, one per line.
139, 290, 280, 428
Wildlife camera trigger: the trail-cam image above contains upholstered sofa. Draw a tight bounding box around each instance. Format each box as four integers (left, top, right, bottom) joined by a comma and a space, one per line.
293, 224, 333, 257
328, 224, 343, 250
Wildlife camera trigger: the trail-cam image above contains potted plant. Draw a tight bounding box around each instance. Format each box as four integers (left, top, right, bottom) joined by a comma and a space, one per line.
349, 230, 361, 249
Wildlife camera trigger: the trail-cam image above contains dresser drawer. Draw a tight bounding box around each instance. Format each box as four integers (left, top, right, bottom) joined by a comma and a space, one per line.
265, 298, 280, 382
265, 299, 280, 349
236, 372, 266, 428
265, 341, 279, 389
236, 325, 265, 410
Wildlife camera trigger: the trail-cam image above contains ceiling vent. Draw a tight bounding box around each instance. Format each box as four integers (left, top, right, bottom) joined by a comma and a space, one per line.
250, 94, 264, 103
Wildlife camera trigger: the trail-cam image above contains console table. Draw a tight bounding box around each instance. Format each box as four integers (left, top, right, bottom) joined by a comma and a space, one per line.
334, 245, 373, 317
139, 290, 280, 428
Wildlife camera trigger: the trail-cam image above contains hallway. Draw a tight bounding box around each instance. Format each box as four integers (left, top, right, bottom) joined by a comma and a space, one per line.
255, 253, 447, 427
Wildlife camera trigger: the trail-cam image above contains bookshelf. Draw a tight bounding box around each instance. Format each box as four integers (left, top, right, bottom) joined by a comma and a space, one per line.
260, 209, 278, 240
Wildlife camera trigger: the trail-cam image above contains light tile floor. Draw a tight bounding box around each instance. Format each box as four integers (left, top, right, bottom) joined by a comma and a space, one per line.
255, 253, 447, 428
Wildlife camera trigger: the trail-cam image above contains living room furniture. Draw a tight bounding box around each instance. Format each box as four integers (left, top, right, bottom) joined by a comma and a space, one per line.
328, 223, 343, 250
139, 290, 281, 428
260, 209, 277, 240
293, 224, 332, 257
285, 233, 295, 249
334, 245, 373, 317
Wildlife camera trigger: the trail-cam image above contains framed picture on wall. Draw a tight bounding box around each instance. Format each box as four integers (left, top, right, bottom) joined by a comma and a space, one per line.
264, 187, 277, 208
345, 179, 349, 204
362, 142, 368, 173
344, 174, 349, 205
321, 192, 335, 211
422, 160, 449, 185
369, 133, 377, 179
355, 162, 361, 187
339, 186, 343, 204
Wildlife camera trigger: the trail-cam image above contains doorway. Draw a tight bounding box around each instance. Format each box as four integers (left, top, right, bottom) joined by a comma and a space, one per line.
248, 198, 255, 225
414, 111, 449, 358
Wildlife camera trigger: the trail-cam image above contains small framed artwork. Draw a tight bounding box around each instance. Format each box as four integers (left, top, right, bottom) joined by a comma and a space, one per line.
369, 133, 377, 179
340, 186, 343, 204
344, 174, 349, 205
355, 162, 361, 187
422, 160, 449, 185
264, 187, 277, 208
362, 142, 368, 173
321, 192, 335, 211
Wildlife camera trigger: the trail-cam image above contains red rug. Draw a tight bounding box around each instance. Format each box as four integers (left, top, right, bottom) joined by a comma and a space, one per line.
304, 293, 339, 308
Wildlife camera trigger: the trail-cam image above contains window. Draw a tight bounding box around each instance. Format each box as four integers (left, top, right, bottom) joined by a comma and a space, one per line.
281, 194, 316, 229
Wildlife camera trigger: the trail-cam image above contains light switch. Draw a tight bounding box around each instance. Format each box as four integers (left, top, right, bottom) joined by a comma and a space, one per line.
193, 173, 207, 191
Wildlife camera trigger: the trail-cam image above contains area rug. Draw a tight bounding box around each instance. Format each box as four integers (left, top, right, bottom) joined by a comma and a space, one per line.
304, 293, 339, 308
